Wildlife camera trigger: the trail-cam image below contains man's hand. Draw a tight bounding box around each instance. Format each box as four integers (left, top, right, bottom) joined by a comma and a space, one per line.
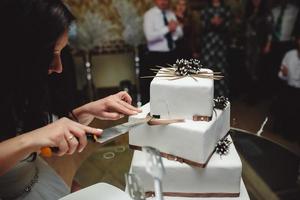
168, 20, 178, 32
72, 91, 142, 125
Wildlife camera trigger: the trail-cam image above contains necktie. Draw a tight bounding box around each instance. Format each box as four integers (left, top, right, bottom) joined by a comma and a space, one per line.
274, 4, 286, 40
162, 10, 174, 50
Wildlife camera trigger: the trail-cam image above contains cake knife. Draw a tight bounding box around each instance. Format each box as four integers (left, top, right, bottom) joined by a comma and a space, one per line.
41, 116, 185, 157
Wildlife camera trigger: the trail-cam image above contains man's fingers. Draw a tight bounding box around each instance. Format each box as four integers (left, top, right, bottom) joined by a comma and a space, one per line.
109, 101, 137, 116
117, 100, 141, 113
100, 111, 124, 120
117, 91, 132, 104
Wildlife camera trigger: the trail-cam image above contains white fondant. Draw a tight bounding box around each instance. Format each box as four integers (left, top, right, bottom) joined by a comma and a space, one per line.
129, 137, 242, 196
129, 103, 230, 165
59, 183, 132, 200
150, 68, 214, 120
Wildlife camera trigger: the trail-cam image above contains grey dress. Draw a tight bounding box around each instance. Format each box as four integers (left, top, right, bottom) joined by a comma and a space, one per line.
0, 156, 70, 200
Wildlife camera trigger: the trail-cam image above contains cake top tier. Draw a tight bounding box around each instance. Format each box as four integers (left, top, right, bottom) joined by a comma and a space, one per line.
148, 59, 224, 120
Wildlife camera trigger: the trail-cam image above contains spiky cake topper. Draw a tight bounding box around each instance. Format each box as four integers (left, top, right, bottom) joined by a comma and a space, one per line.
141, 59, 223, 81
175, 59, 202, 76
214, 96, 229, 110
215, 136, 231, 156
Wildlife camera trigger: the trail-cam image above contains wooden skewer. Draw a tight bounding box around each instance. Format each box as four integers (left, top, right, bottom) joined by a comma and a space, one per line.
167, 76, 184, 80
189, 75, 198, 82
150, 68, 174, 72
140, 75, 176, 78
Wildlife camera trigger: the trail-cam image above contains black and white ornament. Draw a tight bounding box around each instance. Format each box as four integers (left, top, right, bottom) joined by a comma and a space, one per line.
214, 96, 229, 110
174, 59, 203, 76
215, 137, 231, 156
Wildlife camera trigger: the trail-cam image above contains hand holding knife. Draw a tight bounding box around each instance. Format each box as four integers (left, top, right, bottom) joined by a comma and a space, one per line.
41, 116, 184, 157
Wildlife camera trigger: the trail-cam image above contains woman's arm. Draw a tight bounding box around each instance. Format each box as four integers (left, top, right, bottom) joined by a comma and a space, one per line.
0, 118, 101, 176
0, 133, 38, 176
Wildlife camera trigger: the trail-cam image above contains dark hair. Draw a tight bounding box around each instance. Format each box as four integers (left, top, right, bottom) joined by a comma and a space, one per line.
0, 0, 75, 139
245, 0, 269, 19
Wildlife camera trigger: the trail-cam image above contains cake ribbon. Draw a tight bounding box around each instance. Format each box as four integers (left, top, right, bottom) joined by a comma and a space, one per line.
141, 59, 224, 81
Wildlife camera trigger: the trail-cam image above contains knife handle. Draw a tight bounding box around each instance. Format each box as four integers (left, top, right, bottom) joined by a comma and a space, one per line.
40, 147, 59, 157
40, 133, 97, 157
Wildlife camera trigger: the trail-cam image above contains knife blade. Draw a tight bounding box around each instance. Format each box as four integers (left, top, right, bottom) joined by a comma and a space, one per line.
40, 116, 185, 157
88, 115, 153, 144
89, 116, 185, 144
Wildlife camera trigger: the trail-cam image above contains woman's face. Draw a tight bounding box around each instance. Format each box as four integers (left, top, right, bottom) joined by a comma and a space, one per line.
252, 0, 261, 8
48, 31, 68, 74
176, 0, 187, 14
212, 0, 220, 5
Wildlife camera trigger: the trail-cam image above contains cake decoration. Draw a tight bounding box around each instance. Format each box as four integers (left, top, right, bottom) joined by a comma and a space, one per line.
175, 59, 202, 76
214, 96, 229, 110
141, 59, 223, 80
215, 136, 231, 156
152, 115, 160, 119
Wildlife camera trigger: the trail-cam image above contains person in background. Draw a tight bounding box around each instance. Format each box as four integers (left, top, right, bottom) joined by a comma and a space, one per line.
140, 0, 183, 104
271, 34, 300, 142
0, 0, 140, 199
200, 0, 232, 98
244, 0, 273, 101
226, 0, 246, 99
227, 0, 246, 49
267, 0, 299, 95
173, 0, 200, 59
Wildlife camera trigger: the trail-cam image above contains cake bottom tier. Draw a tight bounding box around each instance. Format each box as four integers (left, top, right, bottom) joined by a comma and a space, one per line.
145, 179, 249, 200
60, 180, 249, 200
129, 136, 242, 198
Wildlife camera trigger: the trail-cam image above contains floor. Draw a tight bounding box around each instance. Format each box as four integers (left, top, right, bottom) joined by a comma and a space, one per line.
44, 91, 300, 197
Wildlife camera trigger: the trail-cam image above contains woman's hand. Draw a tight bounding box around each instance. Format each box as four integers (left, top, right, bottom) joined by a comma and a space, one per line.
0, 118, 101, 175
72, 91, 142, 125
29, 117, 102, 156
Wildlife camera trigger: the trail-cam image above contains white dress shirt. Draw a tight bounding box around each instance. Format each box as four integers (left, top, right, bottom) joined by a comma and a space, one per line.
272, 4, 299, 42
279, 49, 300, 88
143, 6, 183, 52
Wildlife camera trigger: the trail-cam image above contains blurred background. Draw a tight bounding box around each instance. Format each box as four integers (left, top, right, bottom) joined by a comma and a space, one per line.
45, 0, 300, 199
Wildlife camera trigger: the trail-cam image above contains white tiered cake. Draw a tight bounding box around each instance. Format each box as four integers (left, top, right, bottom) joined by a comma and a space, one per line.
59, 60, 249, 200
128, 59, 247, 198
